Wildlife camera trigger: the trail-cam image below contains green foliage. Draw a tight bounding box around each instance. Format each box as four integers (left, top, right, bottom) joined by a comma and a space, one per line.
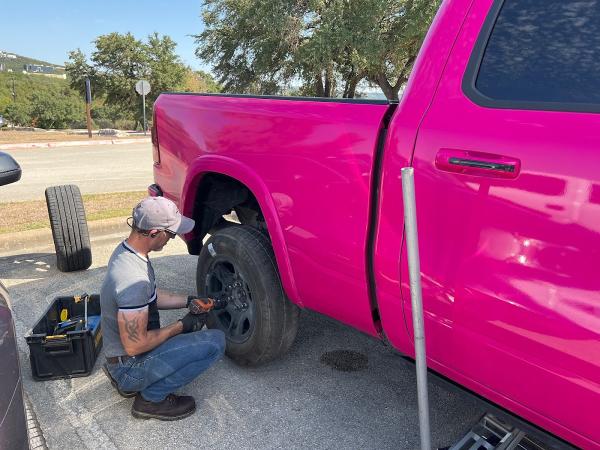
29, 88, 83, 129
66, 32, 196, 127
1, 33, 222, 130
196, 1, 303, 94
92, 102, 130, 123
335, 0, 441, 99
196, 70, 221, 92
182, 70, 221, 93
195, 0, 440, 99
3, 102, 31, 126
146, 33, 188, 98
0, 72, 83, 128
64, 49, 95, 98
0, 72, 67, 109
114, 119, 136, 130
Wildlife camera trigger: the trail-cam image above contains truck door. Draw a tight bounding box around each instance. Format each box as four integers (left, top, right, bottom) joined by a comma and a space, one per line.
406, 0, 600, 446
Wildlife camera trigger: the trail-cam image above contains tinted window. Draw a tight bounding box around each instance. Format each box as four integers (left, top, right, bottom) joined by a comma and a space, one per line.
475, 0, 600, 106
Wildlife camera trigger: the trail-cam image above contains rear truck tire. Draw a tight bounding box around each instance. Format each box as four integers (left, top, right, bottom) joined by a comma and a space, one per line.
45, 185, 92, 272
197, 225, 299, 366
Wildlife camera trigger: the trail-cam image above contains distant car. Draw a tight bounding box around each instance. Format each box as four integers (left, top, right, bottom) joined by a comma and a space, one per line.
0, 115, 5, 128
0, 151, 28, 449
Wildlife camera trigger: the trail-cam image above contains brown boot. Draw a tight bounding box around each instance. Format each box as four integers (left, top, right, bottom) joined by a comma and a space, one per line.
131, 394, 196, 421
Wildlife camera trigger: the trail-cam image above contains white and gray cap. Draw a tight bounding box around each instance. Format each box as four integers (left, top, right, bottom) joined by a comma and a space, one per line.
132, 196, 195, 235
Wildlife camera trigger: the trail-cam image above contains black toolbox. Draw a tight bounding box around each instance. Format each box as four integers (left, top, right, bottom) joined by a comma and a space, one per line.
26, 294, 103, 381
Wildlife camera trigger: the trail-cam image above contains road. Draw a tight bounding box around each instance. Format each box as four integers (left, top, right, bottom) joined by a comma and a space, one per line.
1, 230, 484, 450
0, 142, 154, 202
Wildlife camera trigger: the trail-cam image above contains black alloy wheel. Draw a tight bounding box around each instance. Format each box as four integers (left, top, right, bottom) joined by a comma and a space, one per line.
205, 259, 255, 344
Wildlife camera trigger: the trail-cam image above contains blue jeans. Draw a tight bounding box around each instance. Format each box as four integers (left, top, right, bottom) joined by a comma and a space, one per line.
107, 330, 226, 403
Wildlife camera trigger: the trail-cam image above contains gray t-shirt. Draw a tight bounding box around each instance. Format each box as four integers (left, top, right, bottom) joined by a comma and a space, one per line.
100, 241, 160, 357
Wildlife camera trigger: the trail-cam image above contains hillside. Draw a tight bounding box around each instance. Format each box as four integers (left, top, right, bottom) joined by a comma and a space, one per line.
0, 51, 65, 73
0, 72, 71, 110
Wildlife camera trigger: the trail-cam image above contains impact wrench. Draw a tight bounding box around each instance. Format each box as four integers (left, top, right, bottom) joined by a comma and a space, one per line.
187, 296, 228, 315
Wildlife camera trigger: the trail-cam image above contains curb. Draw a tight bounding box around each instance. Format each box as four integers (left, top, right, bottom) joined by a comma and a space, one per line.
24, 393, 48, 450
0, 138, 150, 151
0, 217, 130, 256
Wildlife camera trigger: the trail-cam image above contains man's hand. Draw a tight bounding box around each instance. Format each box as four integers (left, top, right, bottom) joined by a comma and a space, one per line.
187, 296, 214, 314
179, 312, 207, 333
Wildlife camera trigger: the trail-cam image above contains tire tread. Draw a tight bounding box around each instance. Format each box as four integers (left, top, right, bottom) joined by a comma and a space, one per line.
45, 184, 92, 272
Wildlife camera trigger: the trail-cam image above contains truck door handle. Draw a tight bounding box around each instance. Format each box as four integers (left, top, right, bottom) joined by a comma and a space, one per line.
448, 157, 515, 173
435, 149, 520, 179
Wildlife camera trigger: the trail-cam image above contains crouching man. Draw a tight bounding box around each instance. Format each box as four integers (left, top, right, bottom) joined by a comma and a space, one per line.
100, 196, 225, 420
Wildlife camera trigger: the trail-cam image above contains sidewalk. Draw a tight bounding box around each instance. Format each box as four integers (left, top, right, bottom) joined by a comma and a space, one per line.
0, 137, 150, 150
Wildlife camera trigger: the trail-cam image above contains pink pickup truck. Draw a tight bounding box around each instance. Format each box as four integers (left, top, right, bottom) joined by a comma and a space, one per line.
150, 0, 599, 448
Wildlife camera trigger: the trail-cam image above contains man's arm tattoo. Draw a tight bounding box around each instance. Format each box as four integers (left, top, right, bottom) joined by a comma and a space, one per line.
124, 314, 141, 343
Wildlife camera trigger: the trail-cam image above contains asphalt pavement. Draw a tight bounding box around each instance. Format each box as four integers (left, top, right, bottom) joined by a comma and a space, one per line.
1, 225, 485, 449
0, 139, 484, 448
0, 142, 154, 202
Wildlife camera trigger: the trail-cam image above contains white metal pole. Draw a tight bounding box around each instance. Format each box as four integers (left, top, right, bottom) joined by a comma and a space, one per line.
142, 93, 147, 135
401, 167, 432, 450
84, 295, 88, 330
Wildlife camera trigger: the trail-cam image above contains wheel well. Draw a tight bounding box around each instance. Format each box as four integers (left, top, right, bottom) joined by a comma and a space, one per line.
188, 173, 267, 254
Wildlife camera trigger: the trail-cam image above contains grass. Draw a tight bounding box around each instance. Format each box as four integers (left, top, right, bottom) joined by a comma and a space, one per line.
0, 129, 148, 145
0, 191, 147, 234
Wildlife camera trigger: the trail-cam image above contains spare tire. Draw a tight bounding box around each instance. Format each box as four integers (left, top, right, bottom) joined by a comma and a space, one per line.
197, 225, 299, 366
45, 185, 92, 272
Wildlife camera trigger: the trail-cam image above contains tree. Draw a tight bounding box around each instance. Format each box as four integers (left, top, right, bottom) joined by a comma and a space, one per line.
3, 102, 31, 127
66, 34, 142, 125
29, 87, 82, 129
146, 33, 188, 99
66, 32, 188, 128
195, 1, 305, 94
0, 72, 83, 128
64, 49, 97, 98
182, 70, 221, 93
195, 0, 440, 99
1, 87, 82, 129
340, 0, 441, 100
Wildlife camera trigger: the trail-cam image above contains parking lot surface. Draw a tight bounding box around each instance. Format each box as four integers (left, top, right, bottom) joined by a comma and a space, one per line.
2, 226, 484, 449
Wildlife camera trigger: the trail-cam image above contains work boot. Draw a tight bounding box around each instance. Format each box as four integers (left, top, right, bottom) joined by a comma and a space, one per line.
102, 363, 137, 398
131, 394, 196, 421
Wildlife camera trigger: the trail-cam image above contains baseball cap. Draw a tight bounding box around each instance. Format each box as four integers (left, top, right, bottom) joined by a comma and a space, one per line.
132, 197, 195, 235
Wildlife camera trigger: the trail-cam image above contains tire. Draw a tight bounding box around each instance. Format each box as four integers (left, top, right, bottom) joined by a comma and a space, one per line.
197, 225, 299, 366
45, 185, 92, 272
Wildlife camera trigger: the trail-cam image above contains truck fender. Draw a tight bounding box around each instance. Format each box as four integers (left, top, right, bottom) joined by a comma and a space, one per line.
181, 154, 301, 305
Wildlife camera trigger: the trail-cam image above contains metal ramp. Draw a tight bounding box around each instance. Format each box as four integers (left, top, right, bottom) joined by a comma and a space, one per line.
449, 414, 552, 450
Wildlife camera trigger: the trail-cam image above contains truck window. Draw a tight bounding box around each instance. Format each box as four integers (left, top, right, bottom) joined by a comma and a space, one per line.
464, 0, 600, 112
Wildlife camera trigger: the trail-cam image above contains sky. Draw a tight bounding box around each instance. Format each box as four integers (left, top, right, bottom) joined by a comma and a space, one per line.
1, 0, 208, 71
